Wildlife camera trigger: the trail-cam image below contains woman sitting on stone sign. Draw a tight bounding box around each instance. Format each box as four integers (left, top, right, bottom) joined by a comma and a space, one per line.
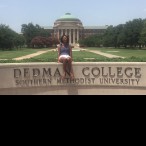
57, 34, 75, 80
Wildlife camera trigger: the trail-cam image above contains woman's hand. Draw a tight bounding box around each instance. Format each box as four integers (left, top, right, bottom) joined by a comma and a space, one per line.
57, 53, 60, 63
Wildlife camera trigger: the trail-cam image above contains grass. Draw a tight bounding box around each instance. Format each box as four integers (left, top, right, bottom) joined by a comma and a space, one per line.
0, 47, 146, 63
0, 51, 106, 63
0, 48, 50, 59
84, 47, 146, 58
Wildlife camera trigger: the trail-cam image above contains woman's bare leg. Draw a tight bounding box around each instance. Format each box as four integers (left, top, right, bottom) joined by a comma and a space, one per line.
67, 58, 75, 79
59, 57, 68, 80
62, 59, 68, 79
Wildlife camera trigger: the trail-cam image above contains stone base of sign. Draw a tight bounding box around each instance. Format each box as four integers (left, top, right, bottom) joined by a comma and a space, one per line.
0, 62, 146, 95
0, 86, 146, 95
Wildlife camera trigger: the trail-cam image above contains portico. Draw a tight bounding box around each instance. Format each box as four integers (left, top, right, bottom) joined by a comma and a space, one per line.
53, 13, 84, 45
53, 28, 81, 44
43, 13, 108, 45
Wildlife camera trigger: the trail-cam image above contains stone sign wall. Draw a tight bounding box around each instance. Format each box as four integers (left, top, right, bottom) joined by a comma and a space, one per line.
0, 62, 146, 95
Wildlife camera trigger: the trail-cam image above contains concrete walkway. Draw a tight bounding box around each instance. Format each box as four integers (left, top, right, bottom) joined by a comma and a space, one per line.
46, 48, 125, 59
0, 48, 125, 61
74, 46, 125, 59
14, 47, 125, 60
14, 49, 55, 61
84, 49, 125, 59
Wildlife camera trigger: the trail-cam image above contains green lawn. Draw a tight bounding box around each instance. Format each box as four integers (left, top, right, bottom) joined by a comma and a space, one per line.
4, 50, 106, 63
0, 48, 50, 59
1, 47, 146, 63
84, 47, 146, 58
0, 48, 107, 63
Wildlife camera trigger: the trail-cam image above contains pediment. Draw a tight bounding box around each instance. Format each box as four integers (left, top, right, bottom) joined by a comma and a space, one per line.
54, 23, 82, 29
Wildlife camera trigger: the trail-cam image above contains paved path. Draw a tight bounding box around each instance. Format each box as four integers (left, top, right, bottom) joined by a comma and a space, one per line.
84, 49, 125, 59
74, 46, 125, 59
14, 49, 55, 60
0, 48, 125, 61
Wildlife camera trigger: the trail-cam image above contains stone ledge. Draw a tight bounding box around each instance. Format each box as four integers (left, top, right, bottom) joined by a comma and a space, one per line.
0, 62, 146, 94
1, 86, 146, 95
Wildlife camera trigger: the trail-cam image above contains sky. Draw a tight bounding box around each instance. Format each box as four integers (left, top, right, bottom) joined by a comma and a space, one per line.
0, 0, 146, 33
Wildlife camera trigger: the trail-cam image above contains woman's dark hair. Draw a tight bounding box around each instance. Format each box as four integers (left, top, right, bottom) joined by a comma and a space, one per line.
60, 34, 69, 44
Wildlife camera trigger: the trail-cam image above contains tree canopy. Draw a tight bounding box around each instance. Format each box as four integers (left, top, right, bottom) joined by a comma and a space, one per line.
0, 24, 25, 50
21, 23, 51, 47
1, 18, 146, 50
79, 18, 146, 48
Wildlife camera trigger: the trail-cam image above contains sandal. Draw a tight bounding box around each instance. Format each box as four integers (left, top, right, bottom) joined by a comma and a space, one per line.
61, 72, 66, 80
70, 73, 75, 80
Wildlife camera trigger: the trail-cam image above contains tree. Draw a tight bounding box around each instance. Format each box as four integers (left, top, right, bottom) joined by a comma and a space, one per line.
31, 36, 53, 48
124, 18, 143, 48
21, 23, 51, 47
13, 34, 25, 49
102, 25, 115, 47
139, 19, 146, 47
0, 24, 25, 50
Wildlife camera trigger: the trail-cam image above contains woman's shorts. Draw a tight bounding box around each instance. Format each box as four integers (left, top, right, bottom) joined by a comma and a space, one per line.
59, 55, 71, 60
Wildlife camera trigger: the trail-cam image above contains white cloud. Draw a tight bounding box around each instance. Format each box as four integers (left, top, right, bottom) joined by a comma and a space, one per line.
144, 9, 146, 12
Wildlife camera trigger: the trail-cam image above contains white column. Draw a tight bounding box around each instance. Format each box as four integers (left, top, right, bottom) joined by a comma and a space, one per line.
77, 29, 79, 43
65, 29, 67, 36
69, 29, 72, 44
73, 29, 76, 45
57, 29, 60, 41
61, 29, 63, 36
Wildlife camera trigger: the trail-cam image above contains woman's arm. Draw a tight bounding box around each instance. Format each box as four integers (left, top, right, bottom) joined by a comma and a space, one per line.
70, 46, 73, 62
57, 44, 60, 63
